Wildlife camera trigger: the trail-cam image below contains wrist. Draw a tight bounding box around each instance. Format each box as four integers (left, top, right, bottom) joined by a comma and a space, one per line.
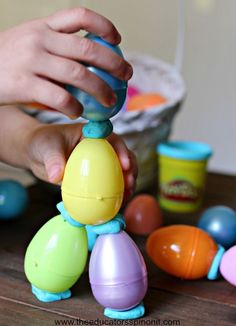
0, 106, 42, 170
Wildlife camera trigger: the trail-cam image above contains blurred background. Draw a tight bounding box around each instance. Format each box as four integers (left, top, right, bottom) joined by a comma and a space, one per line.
0, 0, 235, 185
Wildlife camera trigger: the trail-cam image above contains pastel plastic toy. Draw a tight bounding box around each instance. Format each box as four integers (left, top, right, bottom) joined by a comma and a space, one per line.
89, 231, 147, 314
0, 180, 28, 220
220, 245, 236, 286
146, 225, 236, 286
61, 137, 124, 225
198, 206, 236, 248
124, 194, 163, 235
24, 203, 88, 302
67, 33, 127, 121
24, 35, 147, 320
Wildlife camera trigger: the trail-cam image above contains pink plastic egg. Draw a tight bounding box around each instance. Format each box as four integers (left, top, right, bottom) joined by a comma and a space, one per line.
220, 245, 236, 286
128, 86, 140, 99
89, 231, 148, 311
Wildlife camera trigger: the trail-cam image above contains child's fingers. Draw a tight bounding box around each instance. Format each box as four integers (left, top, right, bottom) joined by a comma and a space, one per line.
107, 134, 138, 180
36, 53, 116, 108
124, 172, 136, 190
45, 32, 132, 81
46, 7, 121, 44
123, 186, 135, 205
128, 150, 138, 179
108, 134, 130, 170
29, 77, 83, 117
45, 159, 64, 184
29, 123, 83, 184
61, 123, 83, 151
42, 144, 66, 184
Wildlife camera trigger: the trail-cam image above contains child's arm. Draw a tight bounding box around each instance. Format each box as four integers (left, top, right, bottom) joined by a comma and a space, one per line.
0, 8, 132, 116
0, 106, 137, 198
0, 105, 40, 170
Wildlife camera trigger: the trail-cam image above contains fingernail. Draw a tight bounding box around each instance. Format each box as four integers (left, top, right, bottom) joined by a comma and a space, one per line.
115, 33, 121, 43
127, 174, 134, 187
109, 93, 117, 106
122, 156, 130, 170
47, 165, 62, 183
68, 114, 79, 120
125, 65, 133, 80
68, 103, 83, 119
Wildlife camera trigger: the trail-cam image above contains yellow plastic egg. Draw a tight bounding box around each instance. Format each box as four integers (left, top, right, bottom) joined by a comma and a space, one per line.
61, 138, 124, 225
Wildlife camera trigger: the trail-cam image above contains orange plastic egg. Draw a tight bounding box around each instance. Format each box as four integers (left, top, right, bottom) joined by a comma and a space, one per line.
124, 195, 163, 235
146, 225, 218, 279
127, 93, 167, 111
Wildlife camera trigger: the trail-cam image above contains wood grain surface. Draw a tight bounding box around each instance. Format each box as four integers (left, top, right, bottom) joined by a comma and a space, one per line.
0, 173, 236, 326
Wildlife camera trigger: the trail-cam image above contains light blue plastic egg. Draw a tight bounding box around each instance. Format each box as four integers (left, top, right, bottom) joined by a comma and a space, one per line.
66, 33, 127, 121
198, 206, 236, 248
0, 180, 28, 220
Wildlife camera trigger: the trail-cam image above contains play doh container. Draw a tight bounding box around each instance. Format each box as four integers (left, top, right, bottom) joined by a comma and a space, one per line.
157, 141, 213, 213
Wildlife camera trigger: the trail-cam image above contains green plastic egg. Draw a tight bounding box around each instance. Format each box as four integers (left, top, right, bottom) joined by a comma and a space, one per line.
24, 215, 88, 293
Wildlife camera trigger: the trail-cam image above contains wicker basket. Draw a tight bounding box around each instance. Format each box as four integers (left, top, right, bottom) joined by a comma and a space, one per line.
113, 53, 186, 190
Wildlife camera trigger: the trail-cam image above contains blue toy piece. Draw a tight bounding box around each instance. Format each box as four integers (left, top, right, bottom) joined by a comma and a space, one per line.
66, 33, 127, 121
86, 225, 98, 252
0, 180, 28, 220
104, 302, 145, 320
86, 214, 126, 251
32, 285, 71, 303
198, 206, 236, 248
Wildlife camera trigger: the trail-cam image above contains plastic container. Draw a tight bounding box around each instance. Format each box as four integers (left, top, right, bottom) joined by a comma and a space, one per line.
157, 141, 213, 213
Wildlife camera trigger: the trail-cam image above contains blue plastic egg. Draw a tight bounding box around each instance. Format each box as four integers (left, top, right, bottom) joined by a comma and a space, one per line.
0, 180, 28, 220
198, 206, 236, 248
66, 33, 127, 121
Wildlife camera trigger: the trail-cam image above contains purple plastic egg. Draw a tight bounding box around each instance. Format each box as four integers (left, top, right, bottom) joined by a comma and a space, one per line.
220, 245, 236, 287
89, 231, 148, 311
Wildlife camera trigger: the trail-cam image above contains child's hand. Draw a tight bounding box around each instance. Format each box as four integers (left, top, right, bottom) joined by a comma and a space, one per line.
26, 123, 137, 201
107, 133, 138, 201
0, 8, 132, 116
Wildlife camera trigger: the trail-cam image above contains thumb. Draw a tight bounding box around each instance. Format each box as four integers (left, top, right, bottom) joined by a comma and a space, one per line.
44, 147, 66, 184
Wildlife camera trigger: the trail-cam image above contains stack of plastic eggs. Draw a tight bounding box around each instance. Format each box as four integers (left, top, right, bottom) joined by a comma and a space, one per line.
24, 34, 147, 320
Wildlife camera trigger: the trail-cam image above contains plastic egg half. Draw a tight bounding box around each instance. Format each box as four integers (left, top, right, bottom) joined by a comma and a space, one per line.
146, 225, 218, 279
198, 206, 236, 248
61, 138, 124, 225
89, 231, 148, 311
24, 215, 88, 293
67, 33, 127, 121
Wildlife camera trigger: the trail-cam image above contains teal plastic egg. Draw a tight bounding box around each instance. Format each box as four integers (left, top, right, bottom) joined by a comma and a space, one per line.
0, 180, 28, 220
198, 206, 236, 248
67, 33, 127, 121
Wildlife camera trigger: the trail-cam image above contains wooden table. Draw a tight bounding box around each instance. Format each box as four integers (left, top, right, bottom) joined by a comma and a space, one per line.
0, 173, 236, 326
